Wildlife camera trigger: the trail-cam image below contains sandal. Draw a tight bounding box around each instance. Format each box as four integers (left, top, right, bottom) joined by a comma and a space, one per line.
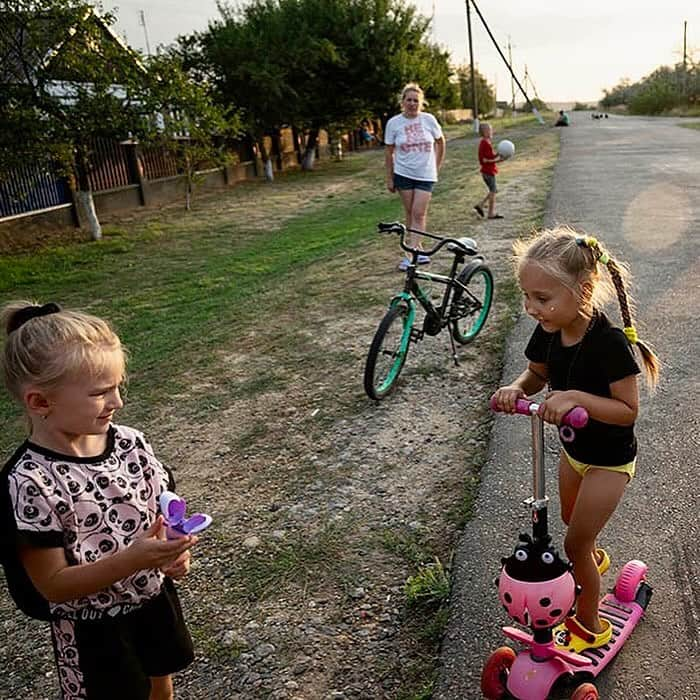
553, 616, 613, 653
595, 547, 610, 576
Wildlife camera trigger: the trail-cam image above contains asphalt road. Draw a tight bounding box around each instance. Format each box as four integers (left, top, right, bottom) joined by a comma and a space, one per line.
436, 114, 700, 699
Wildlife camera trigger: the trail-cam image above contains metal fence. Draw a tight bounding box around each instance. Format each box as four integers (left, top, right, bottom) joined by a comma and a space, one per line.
87, 138, 133, 191
0, 161, 71, 218
141, 146, 179, 180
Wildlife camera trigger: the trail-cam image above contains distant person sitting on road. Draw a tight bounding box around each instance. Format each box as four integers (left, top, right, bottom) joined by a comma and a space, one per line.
473, 122, 504, 220
555, 109, 570, 127
491, 227, 660, 655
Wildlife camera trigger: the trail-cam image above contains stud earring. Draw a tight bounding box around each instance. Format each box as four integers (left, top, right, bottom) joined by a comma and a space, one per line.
549, 306, 555, 311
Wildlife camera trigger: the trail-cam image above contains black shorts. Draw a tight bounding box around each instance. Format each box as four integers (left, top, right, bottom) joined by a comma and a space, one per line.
50, 579, 194, 700
481, 173, 497, 193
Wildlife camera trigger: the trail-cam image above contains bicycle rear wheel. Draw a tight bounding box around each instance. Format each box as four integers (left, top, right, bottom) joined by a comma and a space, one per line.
364, 304, 412, 400
450, 263, 494, 344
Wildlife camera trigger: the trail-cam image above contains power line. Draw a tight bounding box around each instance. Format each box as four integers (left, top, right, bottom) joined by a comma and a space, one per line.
468, 0, 544, 123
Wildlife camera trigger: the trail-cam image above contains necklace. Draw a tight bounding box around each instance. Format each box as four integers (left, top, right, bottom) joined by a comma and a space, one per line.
546, 310, 598, 392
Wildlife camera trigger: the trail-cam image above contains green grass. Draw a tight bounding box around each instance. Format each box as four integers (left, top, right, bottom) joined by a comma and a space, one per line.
404, 557, 450, 607
0, 169, 403, 452
677, 121, 700, 131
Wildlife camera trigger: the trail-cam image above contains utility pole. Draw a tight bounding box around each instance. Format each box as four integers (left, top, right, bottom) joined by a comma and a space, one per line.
465, 0, 479, 133
468, 0, 544, 123
507, 36, 515, 114
139, 10, 152, 57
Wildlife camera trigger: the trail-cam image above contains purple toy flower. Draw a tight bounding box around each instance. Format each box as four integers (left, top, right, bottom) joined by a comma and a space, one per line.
159, 490, 212, 539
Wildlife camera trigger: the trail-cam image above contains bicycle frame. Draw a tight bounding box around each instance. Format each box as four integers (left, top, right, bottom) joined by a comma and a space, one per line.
390, 253, 485, 329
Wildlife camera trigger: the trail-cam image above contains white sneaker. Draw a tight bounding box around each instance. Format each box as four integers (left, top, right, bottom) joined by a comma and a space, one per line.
398, 258, 411, 271
417, 254, 431, 265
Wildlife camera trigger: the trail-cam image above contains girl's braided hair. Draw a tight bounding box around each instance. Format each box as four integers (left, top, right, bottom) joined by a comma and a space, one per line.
514, 227, 660, 388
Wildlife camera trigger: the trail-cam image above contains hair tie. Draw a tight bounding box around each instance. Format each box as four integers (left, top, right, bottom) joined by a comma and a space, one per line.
8, 302, 62, 334
623, 326, 638, 344
576, 235, 609, 264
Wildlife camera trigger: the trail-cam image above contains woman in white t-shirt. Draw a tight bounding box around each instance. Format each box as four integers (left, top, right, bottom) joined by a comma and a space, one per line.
384, 83, 446, 271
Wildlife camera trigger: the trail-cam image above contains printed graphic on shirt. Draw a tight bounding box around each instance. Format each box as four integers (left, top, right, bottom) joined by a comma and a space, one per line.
8, 425, 169, 618
399, 121, 435, 154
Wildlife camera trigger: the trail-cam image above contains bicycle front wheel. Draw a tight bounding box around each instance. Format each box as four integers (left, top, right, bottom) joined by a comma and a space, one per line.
450, 263, 494, 344
364, 305, 412, 400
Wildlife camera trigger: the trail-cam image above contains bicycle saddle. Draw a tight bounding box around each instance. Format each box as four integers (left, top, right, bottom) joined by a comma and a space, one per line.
447, 237, 478, 255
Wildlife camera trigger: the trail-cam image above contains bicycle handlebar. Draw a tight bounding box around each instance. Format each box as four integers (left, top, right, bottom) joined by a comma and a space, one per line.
377, 221, 476, 258
490, 397, 589, 443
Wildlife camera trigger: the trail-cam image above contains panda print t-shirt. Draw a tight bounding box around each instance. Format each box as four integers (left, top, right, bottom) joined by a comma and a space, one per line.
6, 424, 171, 618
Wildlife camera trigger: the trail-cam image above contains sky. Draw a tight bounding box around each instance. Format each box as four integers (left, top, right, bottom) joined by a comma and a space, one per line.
102, 0, 698, 104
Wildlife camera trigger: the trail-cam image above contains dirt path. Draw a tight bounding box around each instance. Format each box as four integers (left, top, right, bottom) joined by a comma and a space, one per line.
0, 124, 559, 700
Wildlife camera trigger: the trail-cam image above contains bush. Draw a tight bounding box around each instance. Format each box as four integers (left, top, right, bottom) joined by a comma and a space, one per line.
629, 81, 679, 115
521, 98, 549, 113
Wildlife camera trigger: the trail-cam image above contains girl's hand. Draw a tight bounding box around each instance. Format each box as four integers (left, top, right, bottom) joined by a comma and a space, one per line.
161, 550, 192, 580
491, 385, 526, 413
126, 516, 198, 572
386, 178, 396, 193
539, 390, 578, 425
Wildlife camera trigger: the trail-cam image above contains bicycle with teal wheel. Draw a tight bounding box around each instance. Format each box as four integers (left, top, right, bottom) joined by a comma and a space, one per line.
364, 221, 494, 400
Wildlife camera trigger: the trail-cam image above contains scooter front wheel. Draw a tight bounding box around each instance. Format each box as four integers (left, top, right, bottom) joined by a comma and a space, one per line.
481, 646, 516, 699
571, 682, 599, 700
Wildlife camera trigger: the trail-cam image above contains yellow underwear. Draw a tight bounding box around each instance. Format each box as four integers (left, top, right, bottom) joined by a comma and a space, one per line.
563, 449, 636, 481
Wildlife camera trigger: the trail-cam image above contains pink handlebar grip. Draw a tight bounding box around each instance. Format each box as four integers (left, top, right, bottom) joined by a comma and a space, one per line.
514, 398, 535, 416
489, 396, 537, 416
565, 406, 589, 429
489, 396, 589, 428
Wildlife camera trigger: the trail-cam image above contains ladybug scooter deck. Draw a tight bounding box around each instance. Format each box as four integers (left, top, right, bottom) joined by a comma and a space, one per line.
501, 574, 652, 698
572, 580, 652, 677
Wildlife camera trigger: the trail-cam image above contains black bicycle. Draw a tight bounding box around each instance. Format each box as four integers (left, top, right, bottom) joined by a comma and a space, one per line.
364, 222, 494, 400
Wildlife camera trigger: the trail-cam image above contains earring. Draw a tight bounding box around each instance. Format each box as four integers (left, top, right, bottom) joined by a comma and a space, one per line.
549, 306, 555, 311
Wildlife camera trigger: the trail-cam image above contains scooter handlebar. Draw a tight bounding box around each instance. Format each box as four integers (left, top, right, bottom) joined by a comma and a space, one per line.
490, 397, 589, 442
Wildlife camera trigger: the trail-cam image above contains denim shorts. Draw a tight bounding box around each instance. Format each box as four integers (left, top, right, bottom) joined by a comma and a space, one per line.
482, 173, 497, 193
393, 173, 435, 192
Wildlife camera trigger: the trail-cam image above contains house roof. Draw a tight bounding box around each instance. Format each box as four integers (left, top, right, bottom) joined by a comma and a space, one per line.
0, 6, 146, 86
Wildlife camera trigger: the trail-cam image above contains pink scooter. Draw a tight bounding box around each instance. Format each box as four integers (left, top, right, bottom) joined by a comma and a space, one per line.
482, 399, 652, 700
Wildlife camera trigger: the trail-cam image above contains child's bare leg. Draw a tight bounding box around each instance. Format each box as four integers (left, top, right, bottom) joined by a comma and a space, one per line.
559, 453, 603, 565
564, 468, 628, 631
558, 452, 580, 526
487, 192, 496, 217
150, 675, 174, 700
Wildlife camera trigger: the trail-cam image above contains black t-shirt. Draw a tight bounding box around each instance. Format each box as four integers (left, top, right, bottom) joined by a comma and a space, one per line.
525, 311, 641, 466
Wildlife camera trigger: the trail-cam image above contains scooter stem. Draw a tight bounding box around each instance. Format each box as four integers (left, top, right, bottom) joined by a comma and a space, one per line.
528, 411, 549, 541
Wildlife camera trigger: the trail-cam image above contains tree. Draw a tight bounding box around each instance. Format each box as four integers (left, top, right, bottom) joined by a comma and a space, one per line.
183, 0, 454, 174
142, 53, 242, 210
456, 65, 495, 117
521, 98, 549, 113
601, 62, 698, 113
0, 0, 150, 239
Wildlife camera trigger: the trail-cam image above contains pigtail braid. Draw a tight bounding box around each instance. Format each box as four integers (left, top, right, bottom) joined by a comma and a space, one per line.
604, 257, 660, 389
